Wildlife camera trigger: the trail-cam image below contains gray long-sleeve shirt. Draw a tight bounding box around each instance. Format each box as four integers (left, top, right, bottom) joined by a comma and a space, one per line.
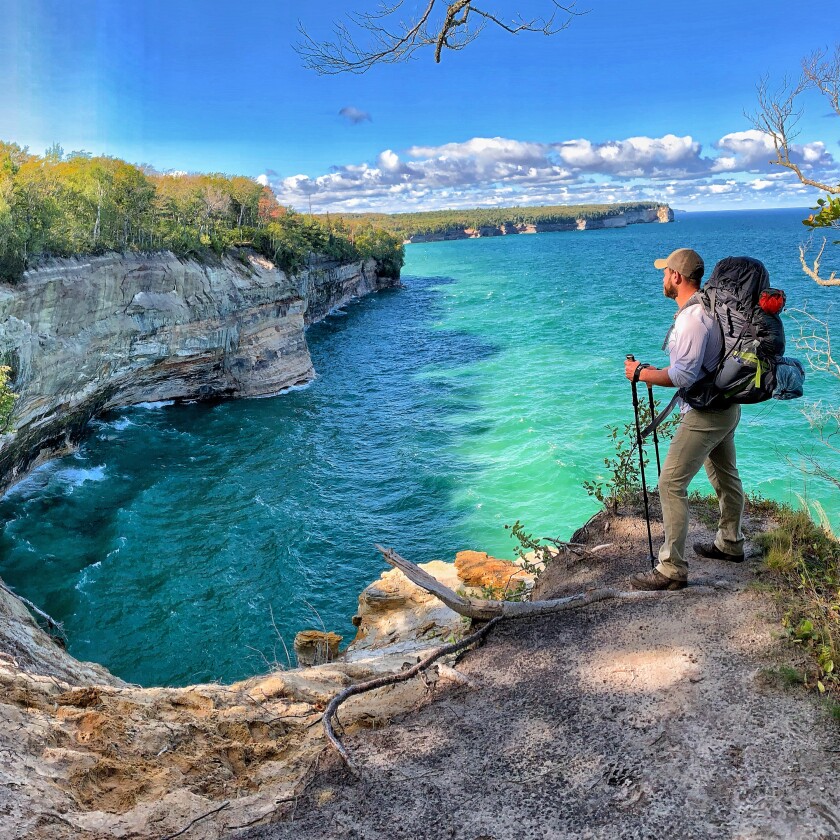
666, 300, 722, 412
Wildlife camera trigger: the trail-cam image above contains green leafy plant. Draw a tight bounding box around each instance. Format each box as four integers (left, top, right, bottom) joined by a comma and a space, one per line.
478, 580, 529, 602
0, 365, 17, 433
583, 396, 680, 511
803, 194, 840, 241
503, 519, 565, 577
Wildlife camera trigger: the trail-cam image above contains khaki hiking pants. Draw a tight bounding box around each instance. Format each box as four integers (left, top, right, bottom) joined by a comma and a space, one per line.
657, 404, 744, 582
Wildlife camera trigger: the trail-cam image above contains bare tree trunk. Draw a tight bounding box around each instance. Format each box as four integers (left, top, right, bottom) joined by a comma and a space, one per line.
93, 182, 103, 246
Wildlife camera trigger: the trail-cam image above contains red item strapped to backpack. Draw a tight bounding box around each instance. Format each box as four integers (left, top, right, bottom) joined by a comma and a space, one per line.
759, 289, 786, 316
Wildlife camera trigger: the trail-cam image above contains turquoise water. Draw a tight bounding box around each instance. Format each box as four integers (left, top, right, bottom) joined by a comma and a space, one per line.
1, 209, 837, 687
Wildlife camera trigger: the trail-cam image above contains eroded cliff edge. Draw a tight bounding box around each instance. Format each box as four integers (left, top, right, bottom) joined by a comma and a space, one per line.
0, 536, 534, 838
0, 251, 397, 493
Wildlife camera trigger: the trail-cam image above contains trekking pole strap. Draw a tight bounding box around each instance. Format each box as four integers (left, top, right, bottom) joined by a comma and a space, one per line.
632, 363, 651, 383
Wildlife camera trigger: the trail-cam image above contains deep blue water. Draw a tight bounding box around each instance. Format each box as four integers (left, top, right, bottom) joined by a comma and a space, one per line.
1, 208, 837, 686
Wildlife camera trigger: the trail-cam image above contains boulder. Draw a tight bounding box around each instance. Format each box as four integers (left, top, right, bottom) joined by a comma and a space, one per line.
294, 630, 343, 667
454, 550, 530, 590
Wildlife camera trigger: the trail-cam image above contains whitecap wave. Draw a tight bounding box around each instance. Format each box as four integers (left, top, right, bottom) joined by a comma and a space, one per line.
250, 379, 314, 399
75, 559, 102, 591
2, 461, 55, 499
93, 416, 136, 434
133, 400, 175, 410
56, 465, 106, 491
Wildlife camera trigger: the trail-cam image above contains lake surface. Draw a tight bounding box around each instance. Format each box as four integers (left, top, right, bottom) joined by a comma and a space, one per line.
2, 208, 837, 686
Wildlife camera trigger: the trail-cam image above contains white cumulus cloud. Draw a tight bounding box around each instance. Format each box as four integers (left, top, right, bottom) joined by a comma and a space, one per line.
556, 135, 704, 178
260, 129, 837, 213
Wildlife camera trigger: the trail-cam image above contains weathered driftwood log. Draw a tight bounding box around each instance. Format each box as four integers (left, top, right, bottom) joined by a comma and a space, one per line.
375, 544, 676, 618
323, 545, 707, 770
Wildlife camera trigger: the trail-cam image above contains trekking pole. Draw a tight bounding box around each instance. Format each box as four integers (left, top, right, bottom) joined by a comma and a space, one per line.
626, 355, 655, 568
646, 385, 662, 477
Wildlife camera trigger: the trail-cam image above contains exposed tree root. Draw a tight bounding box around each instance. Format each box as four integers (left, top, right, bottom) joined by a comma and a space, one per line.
323, 615, 503, 774
160, 800, 230, 840
323, 545, 712, 770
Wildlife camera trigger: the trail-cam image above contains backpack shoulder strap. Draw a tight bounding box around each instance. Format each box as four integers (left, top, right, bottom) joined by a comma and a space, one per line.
641, 392, 681, 439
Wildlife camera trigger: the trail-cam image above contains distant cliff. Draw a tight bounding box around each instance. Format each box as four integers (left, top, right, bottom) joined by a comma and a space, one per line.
0, 251, 398, 492
405, 205, 673, 243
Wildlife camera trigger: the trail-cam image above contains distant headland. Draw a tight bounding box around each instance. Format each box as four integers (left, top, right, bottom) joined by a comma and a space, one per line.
326, 202, 673, 244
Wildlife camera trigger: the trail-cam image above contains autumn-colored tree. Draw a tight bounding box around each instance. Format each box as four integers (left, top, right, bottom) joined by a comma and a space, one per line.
0, 143, 404, 283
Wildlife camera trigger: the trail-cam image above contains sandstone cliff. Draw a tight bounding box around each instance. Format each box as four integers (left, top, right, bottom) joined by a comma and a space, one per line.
0, 251, 397, 493
404, 204, 673, 243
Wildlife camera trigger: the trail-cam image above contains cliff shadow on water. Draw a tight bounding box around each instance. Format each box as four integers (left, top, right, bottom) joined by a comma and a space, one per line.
0, 271, 503, 687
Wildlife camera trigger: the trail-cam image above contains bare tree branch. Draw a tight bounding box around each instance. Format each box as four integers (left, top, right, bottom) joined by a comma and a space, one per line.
802, 46, 840, 118
797, 453, 840, 491
799, 239, 840, 286
788, 305, 840, 378
297, 1, 583, 75
749, 46, 840, 193
751, 47, 840, 287
0, 580, 66, 643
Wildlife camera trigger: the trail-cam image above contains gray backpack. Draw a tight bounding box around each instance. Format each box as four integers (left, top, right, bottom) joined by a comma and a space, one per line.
681, 256, 789, 409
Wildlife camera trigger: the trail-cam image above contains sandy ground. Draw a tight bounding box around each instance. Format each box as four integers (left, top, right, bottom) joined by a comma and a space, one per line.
237, 500, 840, 840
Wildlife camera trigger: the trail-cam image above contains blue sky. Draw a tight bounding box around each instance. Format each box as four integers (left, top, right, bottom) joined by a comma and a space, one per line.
1, 0, 838, 212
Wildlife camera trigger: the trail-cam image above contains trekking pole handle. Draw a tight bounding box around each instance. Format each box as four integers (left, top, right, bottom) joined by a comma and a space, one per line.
627, 353, 649, 383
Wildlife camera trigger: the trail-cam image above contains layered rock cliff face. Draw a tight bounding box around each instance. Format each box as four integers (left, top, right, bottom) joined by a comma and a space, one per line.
405, 205, 673, 243
0, 251, 397, 493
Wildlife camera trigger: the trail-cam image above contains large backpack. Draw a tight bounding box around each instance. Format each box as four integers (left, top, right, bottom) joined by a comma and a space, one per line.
680, 256, 786, 410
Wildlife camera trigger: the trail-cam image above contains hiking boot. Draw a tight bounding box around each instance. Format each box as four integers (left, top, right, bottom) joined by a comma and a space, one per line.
693, 541, 745, 563
629, 569, 687, 591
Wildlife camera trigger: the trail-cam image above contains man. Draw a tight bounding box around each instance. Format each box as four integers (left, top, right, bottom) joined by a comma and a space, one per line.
624, 248, 745, 591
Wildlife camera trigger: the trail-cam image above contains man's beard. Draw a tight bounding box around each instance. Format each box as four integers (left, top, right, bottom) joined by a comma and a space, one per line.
663, 277, 678, 299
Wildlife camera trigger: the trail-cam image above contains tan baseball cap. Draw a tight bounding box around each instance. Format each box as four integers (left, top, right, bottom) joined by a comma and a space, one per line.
654, 248, 704, 281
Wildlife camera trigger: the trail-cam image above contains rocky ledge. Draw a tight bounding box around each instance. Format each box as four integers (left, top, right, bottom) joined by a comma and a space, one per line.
405, 205, 673, 243
0, 546, 534, 839
0, 251, 398, 493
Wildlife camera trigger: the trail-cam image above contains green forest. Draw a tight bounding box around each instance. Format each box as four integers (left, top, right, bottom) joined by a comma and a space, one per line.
0, 142, 404, 282
328, 201, 664, 239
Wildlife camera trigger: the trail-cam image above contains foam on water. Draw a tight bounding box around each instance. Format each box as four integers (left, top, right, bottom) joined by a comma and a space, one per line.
133, 400, 176, 410
55, 465, 106, 490
250, 379, 314, 399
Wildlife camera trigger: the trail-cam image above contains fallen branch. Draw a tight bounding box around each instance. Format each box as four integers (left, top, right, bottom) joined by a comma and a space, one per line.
323, 545, 707, 770
375, 544, 681, 619
323, 615, 503, 773
0, 580, 66, 643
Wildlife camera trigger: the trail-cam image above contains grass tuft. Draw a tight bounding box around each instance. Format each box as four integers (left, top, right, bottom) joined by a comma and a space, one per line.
755, 502, 840, 707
